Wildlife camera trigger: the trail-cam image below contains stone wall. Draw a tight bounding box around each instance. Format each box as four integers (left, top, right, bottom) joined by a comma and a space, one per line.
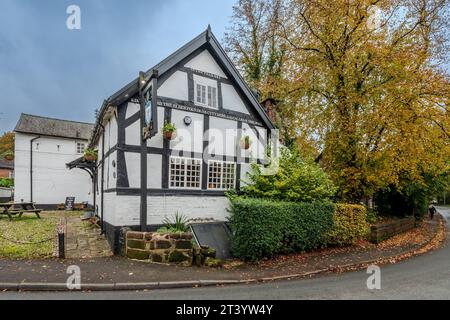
126, 231, 194, 267
370, 216, 416, 243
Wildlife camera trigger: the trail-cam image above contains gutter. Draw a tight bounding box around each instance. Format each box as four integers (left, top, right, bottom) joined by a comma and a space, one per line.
30, 136, 41, 203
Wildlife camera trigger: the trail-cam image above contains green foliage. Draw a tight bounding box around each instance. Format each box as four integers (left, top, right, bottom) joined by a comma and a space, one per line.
162, 121, 176, 133
83, 148, 98, 158
402, 172, 449, 220
228, 197, 335, 261
375, 172, 449, 220
241, 135, 251, 144
157, 226, 184, 234
326, 204, 369, 246
0, 178, 13, 188
162, 211, 189, 233
2, 150, 13, 158
241, 147, 336, 202
366, 209, 379, 225
374, 188, 411, 218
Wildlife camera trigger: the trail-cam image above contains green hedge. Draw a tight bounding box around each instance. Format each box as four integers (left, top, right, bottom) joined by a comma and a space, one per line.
326, 204, 369, 246
228, 197, 335, 261
0, 178, 13, 188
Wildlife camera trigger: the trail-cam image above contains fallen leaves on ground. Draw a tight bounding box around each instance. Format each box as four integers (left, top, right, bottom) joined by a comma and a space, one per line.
376, 220, 433, 250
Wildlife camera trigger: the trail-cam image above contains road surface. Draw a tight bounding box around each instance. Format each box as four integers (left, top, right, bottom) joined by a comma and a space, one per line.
1, 207, 449, 300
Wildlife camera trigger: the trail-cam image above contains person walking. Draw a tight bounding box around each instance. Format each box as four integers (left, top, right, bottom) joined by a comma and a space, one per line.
429, 203, 437, 220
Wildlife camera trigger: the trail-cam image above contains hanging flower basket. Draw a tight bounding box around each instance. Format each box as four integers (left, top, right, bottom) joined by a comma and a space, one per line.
84, 149, 98, 162
162, 121, 177, 140
239, 136, 252, 150
163, 131, 177, 140
3, 152, 14, 161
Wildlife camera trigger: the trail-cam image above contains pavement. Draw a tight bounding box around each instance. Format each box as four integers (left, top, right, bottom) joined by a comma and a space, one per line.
0, 207, 447, 299
64, 217, 112, 259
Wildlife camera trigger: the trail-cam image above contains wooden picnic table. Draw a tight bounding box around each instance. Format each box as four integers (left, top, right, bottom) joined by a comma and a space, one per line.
0, 202, 42, 221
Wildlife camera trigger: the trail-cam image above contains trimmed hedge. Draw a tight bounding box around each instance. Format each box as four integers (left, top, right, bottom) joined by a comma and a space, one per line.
0, 178, 13, 188
228, 197, 335, 261
326, 204, 369, 246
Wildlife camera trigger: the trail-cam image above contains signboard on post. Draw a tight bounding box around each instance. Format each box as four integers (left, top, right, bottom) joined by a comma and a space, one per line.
64, 197, 75, 211
139, 70, 158, 141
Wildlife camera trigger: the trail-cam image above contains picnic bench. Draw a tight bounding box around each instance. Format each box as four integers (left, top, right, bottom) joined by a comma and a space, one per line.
0, 202, 42, 221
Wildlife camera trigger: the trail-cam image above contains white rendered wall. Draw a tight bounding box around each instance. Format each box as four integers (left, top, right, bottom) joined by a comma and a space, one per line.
14, 132, 92, 204
108, 114, 118, 147
103, 195, 230, 226
106, 151, 117, 190
241, 124, 266, 160
208, 117, 238, 157
146, 107, 165, 149
125, 152, 140, 189
222, 83, 250, 114
125, 102, 140, 120
158, 71, 188, 101
170, 110, 204, 153
185, 50, 227, 78
123, 152, 162, 189
102, 192, 117, 225
96, 162, 103, 216
147, 154, 162, 189
125, 120, 140, 146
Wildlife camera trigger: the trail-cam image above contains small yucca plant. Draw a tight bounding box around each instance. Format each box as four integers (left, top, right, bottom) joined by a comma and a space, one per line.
162, 211, 189, 232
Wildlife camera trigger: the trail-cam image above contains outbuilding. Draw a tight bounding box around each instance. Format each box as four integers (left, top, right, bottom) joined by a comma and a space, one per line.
14, 113, 94, 208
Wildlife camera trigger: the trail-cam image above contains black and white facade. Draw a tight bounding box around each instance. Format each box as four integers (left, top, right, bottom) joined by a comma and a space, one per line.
90, 27, 275, 252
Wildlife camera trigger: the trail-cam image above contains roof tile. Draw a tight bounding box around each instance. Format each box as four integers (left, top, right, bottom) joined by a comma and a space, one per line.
14, 114, 94, 140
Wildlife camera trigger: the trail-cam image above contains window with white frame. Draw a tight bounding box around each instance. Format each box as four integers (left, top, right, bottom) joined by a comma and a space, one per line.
76, 142, 85, 154
208, 161, 236, 190
169, 156, 202, 189
196, 83, 217, 108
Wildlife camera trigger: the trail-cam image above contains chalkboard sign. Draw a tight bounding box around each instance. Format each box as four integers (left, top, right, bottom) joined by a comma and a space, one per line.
64, 197, 75, 211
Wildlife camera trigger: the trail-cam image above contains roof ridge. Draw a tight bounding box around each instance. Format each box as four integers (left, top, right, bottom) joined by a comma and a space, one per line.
106, 28, 208, 103
19, 113, 94, 126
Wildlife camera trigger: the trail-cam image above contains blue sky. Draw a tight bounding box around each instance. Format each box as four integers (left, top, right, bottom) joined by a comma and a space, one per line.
0, 0, 235, 132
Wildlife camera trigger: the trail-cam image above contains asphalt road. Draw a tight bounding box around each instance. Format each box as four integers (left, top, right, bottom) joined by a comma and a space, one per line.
1, 207, 449, 300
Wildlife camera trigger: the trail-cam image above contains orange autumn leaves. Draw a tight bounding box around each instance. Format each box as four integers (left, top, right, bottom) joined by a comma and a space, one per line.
226, 0, 449, 202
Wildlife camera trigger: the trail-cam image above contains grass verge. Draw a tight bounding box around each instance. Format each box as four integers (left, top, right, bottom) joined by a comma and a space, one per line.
0, 211, 81, 259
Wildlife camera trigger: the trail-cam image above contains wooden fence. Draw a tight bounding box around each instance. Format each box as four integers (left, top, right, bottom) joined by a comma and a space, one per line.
370, 216, 416, 244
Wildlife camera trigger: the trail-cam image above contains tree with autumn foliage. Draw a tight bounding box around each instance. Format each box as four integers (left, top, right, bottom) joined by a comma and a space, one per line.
226, 0, 449, 207
0, 132, 14, 158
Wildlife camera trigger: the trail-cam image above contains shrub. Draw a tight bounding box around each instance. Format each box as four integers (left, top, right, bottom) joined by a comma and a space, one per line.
366, 209, 379, 224
161, 211, 189, 232
227, 197, 335, 261
0, 178, 13, 188
241, 147, 337, 202
326, 204, 370, 246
